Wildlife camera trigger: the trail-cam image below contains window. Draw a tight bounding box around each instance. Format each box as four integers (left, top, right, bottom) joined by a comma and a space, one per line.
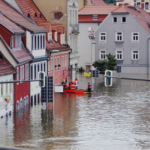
54, 57, 57, 70
99, 51, 106, 60
48, 33, 52, 42
116, 50, 123, 60
55, 32, 57, 42
145, 2, 149, 9
58, 57, 60, 70
51, 58, 53, 71
122, 17, 126, 22
113, 17, 117, 22
137, 2, 141, 8
43, 35, 45, 49
65, 55, 67, 68
132, 51, 139, 60
132, 33, 139, 42
10, 80, 12, 94
116, 32, 123, 41
38, 63, 40, 72
35, 35, 37, 50
34, 64, 36, 80
62, 56, 64, 69
41, 63, 43, 71
100, 33, 106, 42
31, 65, 33, 80
93, 15, 98, 20
6, 83, 8, 94
20, 66, 24, 82
44, 62, 46, 72
1, 84, 3, 96
40, 35, 43, 49
37, 35, 39, 50
17, 67, 19, 84
32, 35, 34, 50
15, 34, 21, 48
25, 64, 29, 80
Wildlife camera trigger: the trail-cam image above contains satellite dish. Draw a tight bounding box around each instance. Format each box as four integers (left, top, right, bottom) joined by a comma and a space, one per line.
88, 27, 92, 32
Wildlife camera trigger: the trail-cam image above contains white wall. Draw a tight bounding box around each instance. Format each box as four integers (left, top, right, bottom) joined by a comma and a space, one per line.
78, 23, 99, 70
0, 74, 14, 118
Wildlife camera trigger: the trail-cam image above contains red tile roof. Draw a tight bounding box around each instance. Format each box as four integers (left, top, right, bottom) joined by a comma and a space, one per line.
0, 52, 16, 76
112, 4, 150, 33
112, 4, 128, 13
91, 0, 107, 5
0, 14, 24, 33
79, 5, 118, 15
14, 0, 70, 52
0, 35, 33, 63
0, 0, 48, 33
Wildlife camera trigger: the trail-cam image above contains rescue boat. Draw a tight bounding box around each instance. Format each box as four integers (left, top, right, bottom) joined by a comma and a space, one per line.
63, 89, 93, 94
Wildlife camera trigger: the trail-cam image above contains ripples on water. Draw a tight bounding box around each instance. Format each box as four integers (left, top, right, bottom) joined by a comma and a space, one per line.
1, 74, 150, 150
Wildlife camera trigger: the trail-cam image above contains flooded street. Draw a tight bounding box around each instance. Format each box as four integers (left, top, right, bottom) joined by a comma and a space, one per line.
1, 74, 150, 150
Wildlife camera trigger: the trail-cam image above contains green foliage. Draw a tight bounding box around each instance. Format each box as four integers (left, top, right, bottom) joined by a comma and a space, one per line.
104, 0, 116, 5
93, 53, 117, 74
78, 67, 85, 72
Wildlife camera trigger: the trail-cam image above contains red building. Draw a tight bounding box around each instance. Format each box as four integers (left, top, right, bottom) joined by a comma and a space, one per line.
0, 14, 33, 112
14, 0, 72, 85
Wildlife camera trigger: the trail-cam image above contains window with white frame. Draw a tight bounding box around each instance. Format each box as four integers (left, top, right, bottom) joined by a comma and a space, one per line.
93, 15, 98, 20
1, 84, 3, 96
48, 32, 52, 42
132, 50, 139, 60
137, 2, 141, 8
62, 56, 64, 69
145, 2, 149, 9
65, 55, 67, 68
132, 33, 139, 42
100, 33, 106, 42
60, 34, 63, 45
99, 50, 106, 60
113, 17, 117, 22
51, 58, 53, 71
31, 65, 33, 80
17, 67, 19, 85
25, 64, 29, 80
20, 66, 24, 82
55, 32, 57, 42
41, 63, 43, 71
116, 50, 123, 60
34, 64, 36, 80
58, 57, 60, 70
44, 62, 46, 72
10, 34, 21, 49
116, 32, 123, 41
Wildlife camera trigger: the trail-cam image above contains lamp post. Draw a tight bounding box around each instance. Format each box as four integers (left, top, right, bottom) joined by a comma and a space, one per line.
52, 50, 59, 118
88, 33, 96, 86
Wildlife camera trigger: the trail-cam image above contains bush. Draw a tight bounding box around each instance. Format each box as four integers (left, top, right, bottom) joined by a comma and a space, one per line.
79, 67, 85, 72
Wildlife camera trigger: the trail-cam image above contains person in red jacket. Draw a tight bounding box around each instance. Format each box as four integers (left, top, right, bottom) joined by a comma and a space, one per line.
87, 82, 92, 92
74, 78, 78, 89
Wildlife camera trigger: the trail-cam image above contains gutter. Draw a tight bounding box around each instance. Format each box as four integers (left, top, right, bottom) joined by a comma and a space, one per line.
147, 37, 150, 75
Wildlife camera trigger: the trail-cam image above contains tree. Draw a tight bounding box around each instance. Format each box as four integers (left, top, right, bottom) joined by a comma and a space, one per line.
93, 53, 117, 74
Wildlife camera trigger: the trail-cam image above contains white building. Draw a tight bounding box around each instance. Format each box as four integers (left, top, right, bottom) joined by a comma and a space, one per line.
67, 0, 80, 81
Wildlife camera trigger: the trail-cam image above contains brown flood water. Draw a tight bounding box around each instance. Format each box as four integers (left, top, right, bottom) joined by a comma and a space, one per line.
1, 74, 150, 150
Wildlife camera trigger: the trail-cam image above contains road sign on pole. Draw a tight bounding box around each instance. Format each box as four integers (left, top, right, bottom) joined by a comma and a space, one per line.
91, 70, 99, 77
105, 70, 113, 86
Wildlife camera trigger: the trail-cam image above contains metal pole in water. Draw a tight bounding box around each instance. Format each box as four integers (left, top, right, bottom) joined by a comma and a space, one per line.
46, 76, 48, 108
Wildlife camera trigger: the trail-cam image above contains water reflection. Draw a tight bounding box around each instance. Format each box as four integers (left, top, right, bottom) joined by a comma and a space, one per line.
1, 74, 150, 149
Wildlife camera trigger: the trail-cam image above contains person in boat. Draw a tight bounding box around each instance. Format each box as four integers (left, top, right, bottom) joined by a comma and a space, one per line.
87, 82, 92, 92
63, 82, 68, 89
74, 78, 79, 89
69, 81, 76, 90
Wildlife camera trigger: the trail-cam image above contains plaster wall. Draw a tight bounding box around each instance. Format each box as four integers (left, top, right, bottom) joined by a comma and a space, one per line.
95, 13, 150, 74
78, 23, 99, 70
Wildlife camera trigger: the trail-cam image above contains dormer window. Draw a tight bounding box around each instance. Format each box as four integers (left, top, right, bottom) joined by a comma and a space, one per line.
48, 32, 52, 44
0, 54, 3, 60
10, 34, 21, 50
55, 32, 57, 42
34, 13, 37, 17
137, 2, 141, 8
27, 13, 30, 18
60, 34, 65, 45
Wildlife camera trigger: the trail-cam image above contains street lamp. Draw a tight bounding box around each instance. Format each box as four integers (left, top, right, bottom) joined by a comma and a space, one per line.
52, 50, 59, 118
88, 33, 96, 86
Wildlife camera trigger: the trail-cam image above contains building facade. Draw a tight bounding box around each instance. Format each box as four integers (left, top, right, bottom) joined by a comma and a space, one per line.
95, 4, 150, 74
78, 5, 117, 71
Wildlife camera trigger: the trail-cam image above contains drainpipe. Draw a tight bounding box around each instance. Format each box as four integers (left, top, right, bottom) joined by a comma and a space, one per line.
147, 37, 150, 75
